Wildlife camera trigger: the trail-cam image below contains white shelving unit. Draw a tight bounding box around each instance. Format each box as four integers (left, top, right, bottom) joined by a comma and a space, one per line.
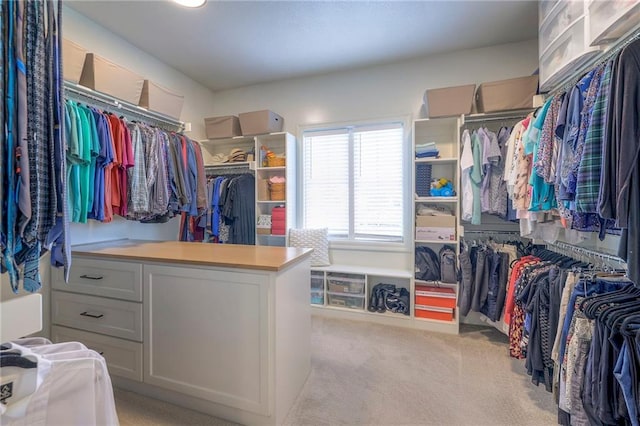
412, 116, 462, 334
200, 132, 296, 247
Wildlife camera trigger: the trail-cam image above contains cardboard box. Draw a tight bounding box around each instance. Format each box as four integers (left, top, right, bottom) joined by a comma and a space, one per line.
415, 215, 456, 241
257, 227, 271, 235
239, 110, 284, 136
476, 75, 539, 113
425, 84, 476, 118
415, 285, 456, 309
415, 215, 455, 228
204, 116, 241, 139
139, 80, 184, 119
62, 38, 87, 84
415, 305, 454, 321
80, 53, 145, 105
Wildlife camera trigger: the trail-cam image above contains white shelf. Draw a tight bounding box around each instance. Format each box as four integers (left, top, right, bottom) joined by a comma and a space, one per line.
310, 264, 412, 278
415, 239, 459, 244
204, 161, 255, 169
415, 197, 458, 203
257, 200, 287, 204
414, 316, 457, 325
369, 311, 412, 320
414, 157, 457, 164
256, 166, 286, 171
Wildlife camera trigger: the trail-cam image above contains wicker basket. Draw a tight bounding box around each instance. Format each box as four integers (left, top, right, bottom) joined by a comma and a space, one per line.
269, 182, 286, 201
267, 156, 286, 167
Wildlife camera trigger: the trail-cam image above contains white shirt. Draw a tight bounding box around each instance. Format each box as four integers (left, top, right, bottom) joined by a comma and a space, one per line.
460, 129, 474, 222
1, 342, 119, 426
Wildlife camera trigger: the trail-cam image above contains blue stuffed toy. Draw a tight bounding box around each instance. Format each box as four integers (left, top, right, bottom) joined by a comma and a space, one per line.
430, 178, 456, 197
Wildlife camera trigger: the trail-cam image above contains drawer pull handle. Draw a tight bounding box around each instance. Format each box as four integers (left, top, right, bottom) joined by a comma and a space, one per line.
80, 311, 104, 319
80, 274, 104, 280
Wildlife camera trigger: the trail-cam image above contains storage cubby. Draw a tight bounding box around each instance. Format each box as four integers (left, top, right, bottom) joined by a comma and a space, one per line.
310, 266, 412, 318
310, 270, 325, 305
202, 132, 296, 247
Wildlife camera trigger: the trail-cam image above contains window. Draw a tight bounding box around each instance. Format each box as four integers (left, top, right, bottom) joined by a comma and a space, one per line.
302, 121, 405, 242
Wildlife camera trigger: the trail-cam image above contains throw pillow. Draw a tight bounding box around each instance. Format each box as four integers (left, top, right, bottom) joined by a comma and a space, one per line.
288, 228, 331, 267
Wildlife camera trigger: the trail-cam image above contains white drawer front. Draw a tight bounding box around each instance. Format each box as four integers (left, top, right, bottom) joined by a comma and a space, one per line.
52, 257, 142, 302
51, 291, 143, 342
51, 325, 143, 382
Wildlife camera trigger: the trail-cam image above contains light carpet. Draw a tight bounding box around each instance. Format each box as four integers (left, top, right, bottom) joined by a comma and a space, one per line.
116, 315, 557, 425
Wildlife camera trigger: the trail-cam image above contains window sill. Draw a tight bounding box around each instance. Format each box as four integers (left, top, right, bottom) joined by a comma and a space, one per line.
328, 240, 411, 253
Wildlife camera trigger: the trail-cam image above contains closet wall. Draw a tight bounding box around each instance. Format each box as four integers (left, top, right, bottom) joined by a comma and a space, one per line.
209, 38, 539, 269
62, 7, 217, 245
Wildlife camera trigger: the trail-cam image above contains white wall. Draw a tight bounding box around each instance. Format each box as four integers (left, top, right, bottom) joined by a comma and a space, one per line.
208, 39, 538, 131
63, 6, 217, 244
208, 39, 539, 269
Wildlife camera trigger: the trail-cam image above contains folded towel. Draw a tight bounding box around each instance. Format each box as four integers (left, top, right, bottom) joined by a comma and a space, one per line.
415, 142, 438, 150
416, 151, 439, 158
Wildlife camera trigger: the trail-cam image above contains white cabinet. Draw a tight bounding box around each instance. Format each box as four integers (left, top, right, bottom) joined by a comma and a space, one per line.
144, 264, 270, 415
51, 242, 312, 426
51, 256, 144, 381
200, 132, 296, 246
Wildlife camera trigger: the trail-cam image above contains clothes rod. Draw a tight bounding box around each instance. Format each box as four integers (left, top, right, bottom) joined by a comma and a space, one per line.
64, 81, 184, 132
463, 230, 522, 235
546, 29, 640, 97
462, 109, 534, 125
545, 240, 626, 265
204, 163, 255, 174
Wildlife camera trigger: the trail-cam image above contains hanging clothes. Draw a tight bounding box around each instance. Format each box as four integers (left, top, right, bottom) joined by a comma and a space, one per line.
1, 0, 66, 293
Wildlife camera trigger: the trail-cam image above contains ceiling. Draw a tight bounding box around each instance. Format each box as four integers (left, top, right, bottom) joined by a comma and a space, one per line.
67, 1, 539, 91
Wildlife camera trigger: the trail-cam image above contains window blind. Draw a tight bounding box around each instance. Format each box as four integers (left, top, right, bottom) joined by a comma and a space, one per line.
302, 122, 404, 242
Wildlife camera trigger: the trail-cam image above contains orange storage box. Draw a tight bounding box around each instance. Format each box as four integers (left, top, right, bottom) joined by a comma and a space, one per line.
415, 305, 454, 321
415, 285, 456, 309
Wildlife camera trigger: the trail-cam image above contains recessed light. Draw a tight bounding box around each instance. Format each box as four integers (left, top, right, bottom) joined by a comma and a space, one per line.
173, 0, 206, 8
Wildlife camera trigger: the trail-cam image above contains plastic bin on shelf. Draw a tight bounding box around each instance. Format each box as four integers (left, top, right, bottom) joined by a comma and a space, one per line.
327, 292, 365, 310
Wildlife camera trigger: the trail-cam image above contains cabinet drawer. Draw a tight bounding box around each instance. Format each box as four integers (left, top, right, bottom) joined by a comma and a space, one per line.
588, 0, 640, 46
51, 325, 143, 382
51, 291, 143, 342
539, 0, 585, 57
539, 17, 600, 91
52, 256, 142, 302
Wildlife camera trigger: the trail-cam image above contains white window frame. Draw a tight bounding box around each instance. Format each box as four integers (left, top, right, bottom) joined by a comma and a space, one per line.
297, 115, 412, 252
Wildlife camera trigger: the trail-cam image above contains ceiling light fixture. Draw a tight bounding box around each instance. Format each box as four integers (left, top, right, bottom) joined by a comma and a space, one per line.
173, 0, 206, 8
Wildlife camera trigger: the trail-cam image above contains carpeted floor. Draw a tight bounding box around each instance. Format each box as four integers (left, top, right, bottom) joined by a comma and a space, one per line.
116, 315, 557, 426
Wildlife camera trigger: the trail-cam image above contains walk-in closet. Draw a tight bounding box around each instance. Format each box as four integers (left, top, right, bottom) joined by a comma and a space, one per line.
2, 1, 640, 425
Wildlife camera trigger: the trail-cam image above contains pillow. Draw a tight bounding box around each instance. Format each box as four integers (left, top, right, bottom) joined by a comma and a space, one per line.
288, 228, 331, 267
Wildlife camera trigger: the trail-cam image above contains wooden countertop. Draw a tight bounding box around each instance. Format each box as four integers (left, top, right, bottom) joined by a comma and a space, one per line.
72, 240, 312, 272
